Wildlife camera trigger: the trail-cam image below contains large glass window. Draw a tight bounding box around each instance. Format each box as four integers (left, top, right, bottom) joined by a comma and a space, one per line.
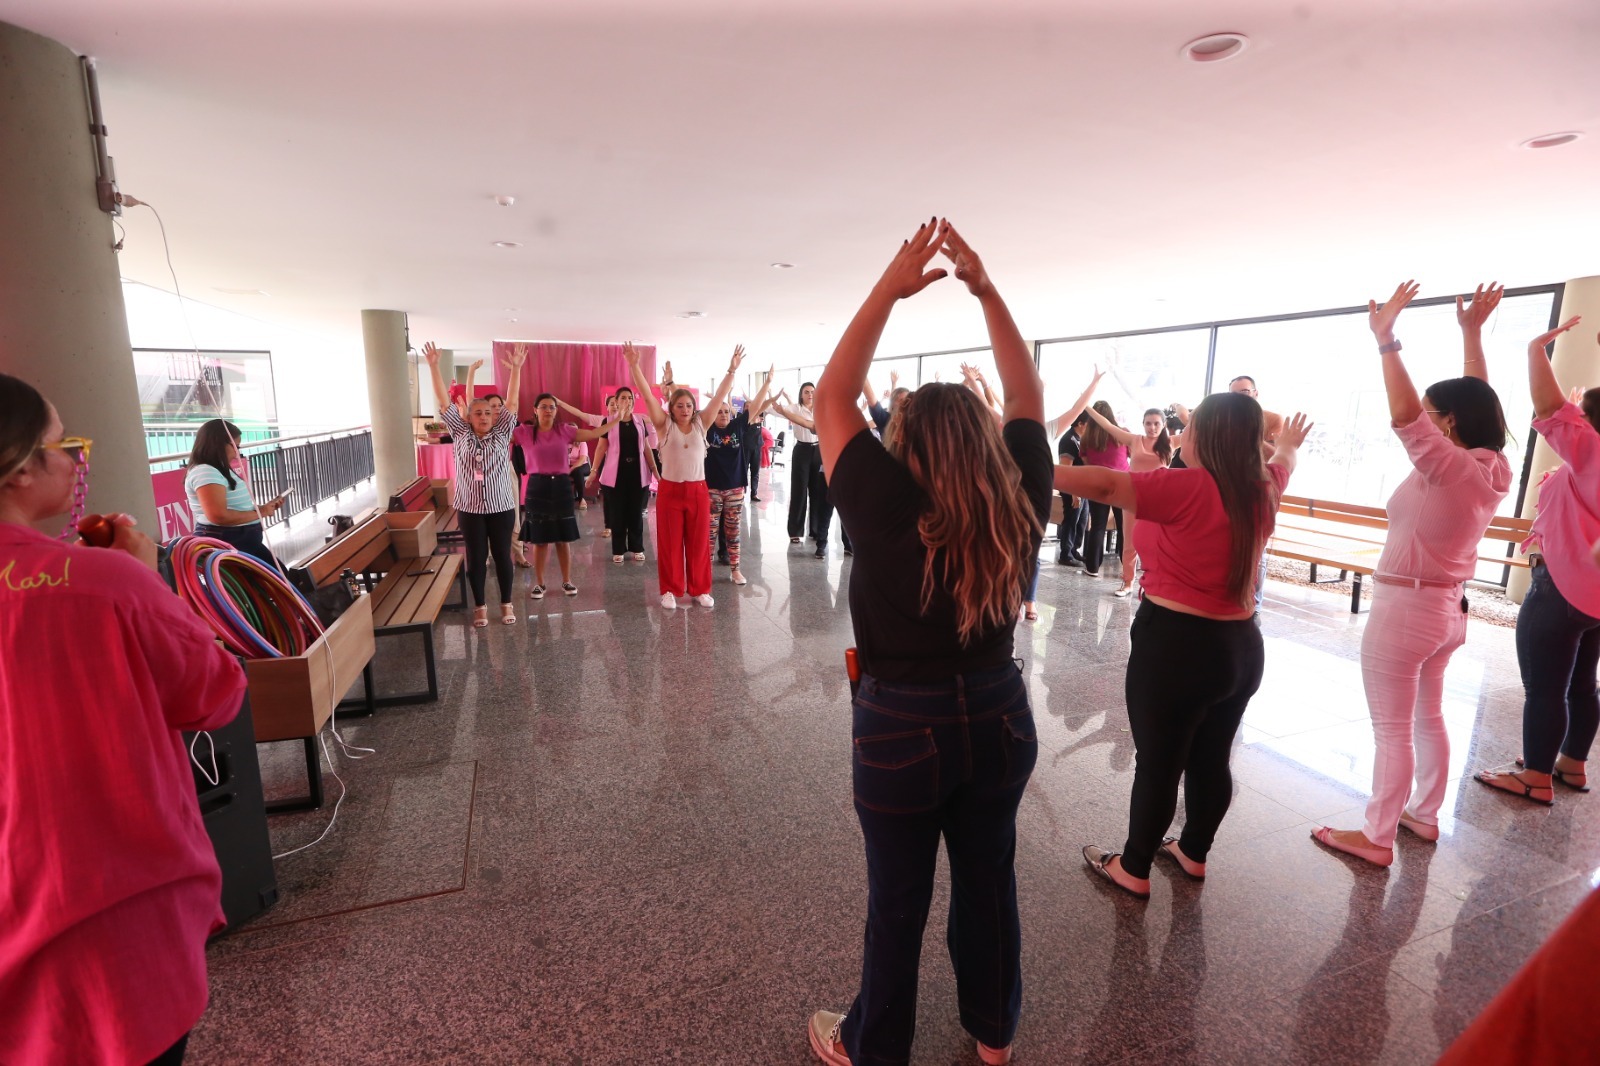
1038, 329, 1211, 434
133, 348, 279, 459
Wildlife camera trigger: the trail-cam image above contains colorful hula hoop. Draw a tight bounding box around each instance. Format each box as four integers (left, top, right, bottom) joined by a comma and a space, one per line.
168, 536, 324, 657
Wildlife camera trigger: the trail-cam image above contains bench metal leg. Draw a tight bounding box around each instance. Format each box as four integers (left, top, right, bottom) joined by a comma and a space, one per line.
264, 735, 325, 814
342, 623, 441, 708
1307, 562, 1345, 585
443, 562, 467, 612
1350, 573, 1366, 614
336, 661, 380, 718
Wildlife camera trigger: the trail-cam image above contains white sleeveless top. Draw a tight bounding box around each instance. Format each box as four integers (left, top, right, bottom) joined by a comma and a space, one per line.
659, 420, 708, 483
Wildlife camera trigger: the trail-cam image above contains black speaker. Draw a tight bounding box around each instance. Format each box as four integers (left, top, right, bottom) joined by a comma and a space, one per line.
186, 690, 279, 931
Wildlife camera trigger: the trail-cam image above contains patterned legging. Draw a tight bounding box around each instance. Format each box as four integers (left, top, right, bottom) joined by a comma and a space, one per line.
709, 486, 745, 568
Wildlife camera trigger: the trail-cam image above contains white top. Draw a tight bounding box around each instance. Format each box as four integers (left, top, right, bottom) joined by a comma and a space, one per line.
658, 420, 708, 483
787, 405, 818, 444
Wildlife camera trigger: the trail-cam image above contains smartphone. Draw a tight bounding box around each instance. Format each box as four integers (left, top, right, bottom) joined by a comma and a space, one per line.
273, 488, 295, 506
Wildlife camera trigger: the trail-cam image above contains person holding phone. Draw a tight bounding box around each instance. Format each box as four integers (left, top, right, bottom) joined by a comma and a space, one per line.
183, 418, 286, 567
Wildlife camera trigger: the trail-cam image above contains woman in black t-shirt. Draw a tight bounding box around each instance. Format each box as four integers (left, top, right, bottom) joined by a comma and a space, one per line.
806, 220, 1051, 1066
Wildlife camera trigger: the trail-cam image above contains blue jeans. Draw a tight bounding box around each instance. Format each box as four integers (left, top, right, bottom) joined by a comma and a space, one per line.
1517, 562, 1600, 773
842, 663, 1037, 1065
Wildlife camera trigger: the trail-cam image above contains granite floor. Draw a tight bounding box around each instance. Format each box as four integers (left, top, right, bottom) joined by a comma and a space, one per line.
208, 466, 1600, 1065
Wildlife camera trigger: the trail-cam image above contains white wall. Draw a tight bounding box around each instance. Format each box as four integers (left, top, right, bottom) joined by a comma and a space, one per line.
122, 281, 370, 434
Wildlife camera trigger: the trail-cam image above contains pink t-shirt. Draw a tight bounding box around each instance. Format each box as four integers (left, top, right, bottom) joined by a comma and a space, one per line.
1132, 463, 1290, 615
512, 422, 578, 476
0, 524, 246, 1066
1527, 402, 1600, 617
1081, 440, 1130, 471
1377, 412, 1512, 583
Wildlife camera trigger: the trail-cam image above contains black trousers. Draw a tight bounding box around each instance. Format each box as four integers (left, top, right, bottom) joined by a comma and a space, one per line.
609, 464, 648, 555
1122, 599, 1264, 878
1084, 500, 1123, 574
789, 441, 820, 538
459, 509, 516, 606
1055, 494, 1088, 563
747, 451, 763, 498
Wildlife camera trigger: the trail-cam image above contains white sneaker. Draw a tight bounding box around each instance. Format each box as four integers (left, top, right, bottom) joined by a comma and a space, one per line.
660, 593, 677, 610
694, 594, 715, 608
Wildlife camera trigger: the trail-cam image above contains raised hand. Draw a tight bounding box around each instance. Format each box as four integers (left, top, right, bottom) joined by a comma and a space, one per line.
1456, 283, 1504, 330
469, 358, 485, 373
940, 223, 992, 297
889, 369, 900, 388
662, 360, 674, 383
1278, 412, 1315, 450
422, 341, 442, 366
873, 217, 950, 301
1368, 281, 1420, 340
728, 345, 745, 373
1570, 386, 1586, 405
960, 362, 979, 382
1530, 315, 1582, 354
623, 341, 642, 367
504, 343, 529, 369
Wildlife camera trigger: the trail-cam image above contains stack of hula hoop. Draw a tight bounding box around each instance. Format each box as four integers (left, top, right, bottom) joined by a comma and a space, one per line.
168, 535, 324, 658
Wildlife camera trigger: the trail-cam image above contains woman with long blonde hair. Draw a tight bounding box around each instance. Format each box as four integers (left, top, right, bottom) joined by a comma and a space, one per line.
806, 220, 1052, 1066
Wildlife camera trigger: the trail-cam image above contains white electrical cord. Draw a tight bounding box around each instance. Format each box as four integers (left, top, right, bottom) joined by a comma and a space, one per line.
119, 195, 204, 364
189, 730, 219, 787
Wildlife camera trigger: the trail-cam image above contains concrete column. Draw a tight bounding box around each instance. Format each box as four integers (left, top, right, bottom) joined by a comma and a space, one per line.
437, 348, 456, 389
0, 23, 153, 530
1507, 275, 1600, 603
361, 310, 414, 500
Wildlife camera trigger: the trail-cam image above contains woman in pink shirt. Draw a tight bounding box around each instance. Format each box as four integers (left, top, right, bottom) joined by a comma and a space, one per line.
1313, 283, 1513, 866
1477, 318, 1598, 804
0, 374, 247, 1066
1082, 404, 1177, 596
1056, 392, 1312, 899
512, 393, 617, 599
1077, 400, 1132, 578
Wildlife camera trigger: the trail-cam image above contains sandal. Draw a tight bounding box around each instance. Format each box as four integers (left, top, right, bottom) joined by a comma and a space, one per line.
1082, 844, 1149, 899
472, 606, 489, 629
1476, 769, 1555, 806
500, 603, 517, 625
1157, 837, 1206, 880
1516, 756, 1589, 792
1023, 604, 1038, 621
1311, 825, 1394, 867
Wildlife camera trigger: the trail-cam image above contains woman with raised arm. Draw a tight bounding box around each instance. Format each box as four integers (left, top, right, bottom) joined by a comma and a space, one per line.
1077, 400, 1131, 578
512, 393, 619, 600
594, 375, 660, 563
1059, 391, 1312, 898
805, 220, 1051, 1066
1043, 369, 1106, 571
627, 344, 741, 608
1310, 283, 1513, 866
1082, 403, 1175, 597
1476, 317, 1598, 805
425, 341, 525, 627
771, 382, 832, 552
705, 367, 773, 586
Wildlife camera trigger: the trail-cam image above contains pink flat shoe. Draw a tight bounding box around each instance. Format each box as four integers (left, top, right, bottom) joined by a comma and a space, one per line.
1311, 826, 1393, 867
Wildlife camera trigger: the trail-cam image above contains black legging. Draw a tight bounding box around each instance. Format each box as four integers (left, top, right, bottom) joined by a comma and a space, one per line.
746, 449, 762, 498
609, 466, 648, 555
1122, 598, 1264, 878
459, 509, 516, 606
788, 441, 820, 538
1084, 500, 1123, 574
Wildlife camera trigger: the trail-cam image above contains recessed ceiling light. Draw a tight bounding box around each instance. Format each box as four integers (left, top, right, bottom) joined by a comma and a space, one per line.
509, 318, 519, 323
679, 311, 706, 319
1520, 131, 1583, 149
505, 307, 518, 312
1181, 32, 1249, 63
771, 262, 795, 270
494, 195, 516, 207
213, 287, 269, 296
492, 240, 521, 248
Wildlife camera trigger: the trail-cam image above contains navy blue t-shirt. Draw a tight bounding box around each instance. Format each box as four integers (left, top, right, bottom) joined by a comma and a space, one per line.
705, 412, 750, 490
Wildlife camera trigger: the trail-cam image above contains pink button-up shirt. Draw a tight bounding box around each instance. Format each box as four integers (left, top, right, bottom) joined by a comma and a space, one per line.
1526, 402, 1600, 617
0, 524, 246, 1066
1377, 412, 1512, 583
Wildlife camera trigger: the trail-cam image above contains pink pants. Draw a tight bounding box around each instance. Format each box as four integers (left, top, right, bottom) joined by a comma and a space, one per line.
1360, 582, 1468, 847
655, 479, 711, 597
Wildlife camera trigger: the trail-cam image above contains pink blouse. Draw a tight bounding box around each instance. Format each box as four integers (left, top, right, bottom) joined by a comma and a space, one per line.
1377, 412, 1512, 583
1526, 402, 1600, 617
0, 524, 246, 1066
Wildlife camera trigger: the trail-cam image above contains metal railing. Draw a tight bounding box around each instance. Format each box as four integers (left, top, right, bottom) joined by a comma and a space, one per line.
143, 421, 278, 460
149, 426, 374, 528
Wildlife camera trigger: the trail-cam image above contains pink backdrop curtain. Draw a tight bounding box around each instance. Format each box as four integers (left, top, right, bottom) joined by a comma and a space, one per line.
490, 341, 657, 422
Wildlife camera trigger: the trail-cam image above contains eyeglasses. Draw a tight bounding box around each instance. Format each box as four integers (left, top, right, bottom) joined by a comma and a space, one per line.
1422, 409, 1445, 416
40, 436, 93, 463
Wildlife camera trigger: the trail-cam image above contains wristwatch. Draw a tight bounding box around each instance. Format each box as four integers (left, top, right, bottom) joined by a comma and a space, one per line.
1378, 339, 1402, 354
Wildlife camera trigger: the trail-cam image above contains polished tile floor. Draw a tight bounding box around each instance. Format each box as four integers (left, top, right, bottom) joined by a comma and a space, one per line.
212, 468, 1600, 1065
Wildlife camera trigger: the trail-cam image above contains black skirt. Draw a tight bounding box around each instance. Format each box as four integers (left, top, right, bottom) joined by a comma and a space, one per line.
521, 474, 580, 544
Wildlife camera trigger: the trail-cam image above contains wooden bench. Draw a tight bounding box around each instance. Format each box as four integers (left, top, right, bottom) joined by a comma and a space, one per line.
288, 511, 465, 709
1269, 494, 1532, 614
390, 475, 462, 548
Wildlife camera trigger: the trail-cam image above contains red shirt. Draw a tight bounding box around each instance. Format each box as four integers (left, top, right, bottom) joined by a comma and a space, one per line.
0, 524, 246, 1066
1131, 463, 1291, 615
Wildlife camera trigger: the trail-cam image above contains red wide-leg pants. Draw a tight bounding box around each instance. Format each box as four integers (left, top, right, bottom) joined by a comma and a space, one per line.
655, 479, 711, 597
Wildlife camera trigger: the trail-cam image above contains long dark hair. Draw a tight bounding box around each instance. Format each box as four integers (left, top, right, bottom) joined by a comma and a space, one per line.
1422, 377, 1509, 451
529, 393, 557, 443
188, 418, 243, 489
0, 373, 51, 485
1581, 388, 1600, 433
1188, 393, 1278, 610
1143, 408, 1173, 464
888, 383, 1042, 645
1082, 400, 1116, 453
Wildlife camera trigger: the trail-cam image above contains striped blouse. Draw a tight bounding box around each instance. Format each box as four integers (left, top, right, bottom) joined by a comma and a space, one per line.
441, 406, 518, 514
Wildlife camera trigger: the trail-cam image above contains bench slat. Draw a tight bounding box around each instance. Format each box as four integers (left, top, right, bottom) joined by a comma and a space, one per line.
415, 556, 463, 622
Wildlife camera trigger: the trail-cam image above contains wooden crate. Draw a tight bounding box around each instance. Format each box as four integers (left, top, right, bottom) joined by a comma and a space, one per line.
430, 478, 454, 509
386, 509, 437, 558
244, 594, 376, 743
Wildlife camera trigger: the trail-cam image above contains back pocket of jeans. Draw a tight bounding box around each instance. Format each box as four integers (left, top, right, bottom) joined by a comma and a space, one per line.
1001, 712, 1039, 787
853, 729, 939, 814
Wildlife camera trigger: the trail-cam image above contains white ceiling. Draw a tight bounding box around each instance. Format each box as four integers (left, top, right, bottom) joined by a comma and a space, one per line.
5, 0, 1599, 382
